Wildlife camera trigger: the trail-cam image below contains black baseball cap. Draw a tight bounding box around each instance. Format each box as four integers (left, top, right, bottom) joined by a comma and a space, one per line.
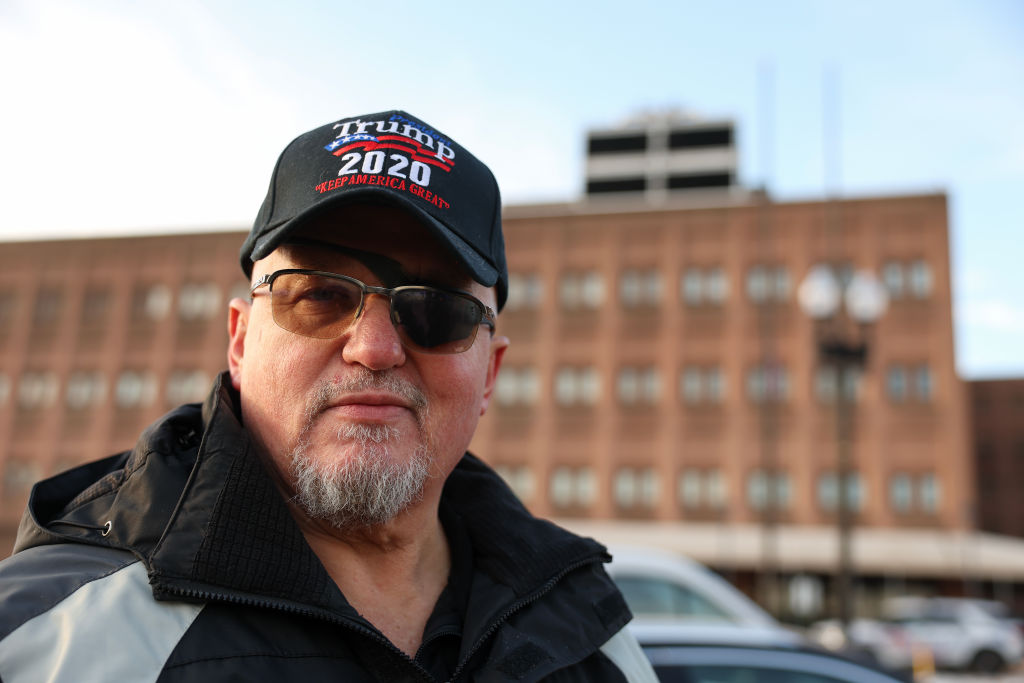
241, 110, 507, 309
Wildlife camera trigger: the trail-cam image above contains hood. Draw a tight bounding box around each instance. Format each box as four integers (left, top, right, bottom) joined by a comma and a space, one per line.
13, 374, 240, 560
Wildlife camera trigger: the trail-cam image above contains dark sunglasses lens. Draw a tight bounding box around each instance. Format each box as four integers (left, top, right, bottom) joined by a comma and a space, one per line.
392, 288, 482, 353
271, 273, 362, 338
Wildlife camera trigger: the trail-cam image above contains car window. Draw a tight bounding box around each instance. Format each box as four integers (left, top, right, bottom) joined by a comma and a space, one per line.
615, 575, 734, 621
654, 664, 848, 683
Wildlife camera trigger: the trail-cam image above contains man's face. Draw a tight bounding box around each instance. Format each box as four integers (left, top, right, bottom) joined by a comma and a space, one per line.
227, 205, 507, 528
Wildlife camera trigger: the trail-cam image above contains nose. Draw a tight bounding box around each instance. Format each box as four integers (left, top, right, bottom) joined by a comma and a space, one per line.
340, 293, 407, 370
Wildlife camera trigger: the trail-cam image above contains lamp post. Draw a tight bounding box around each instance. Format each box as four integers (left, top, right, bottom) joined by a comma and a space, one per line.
798, 265, 887, 630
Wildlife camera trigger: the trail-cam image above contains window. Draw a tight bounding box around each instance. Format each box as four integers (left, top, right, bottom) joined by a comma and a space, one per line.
133, 284, 172, 321
17, 371, 59, 409
617, 366, 661, 405
746, 265, 790, 303
882, 261, 905, 300
588, 134, 647, 154
554, 366, 601, 406
549, 466, 596, 508
747, 470, 791, 511
814, 366, 862, 404
908, 260, 933, 299
81, 287, 111, 324
706, 470, 726, 509
919, 473, 941, 514
179, 283, 222, 321
680, 366, 725, 405
620, 269, 662, 308
746, 363, 789, 403
681, 267, 728, 306
615, 575, 732, 620
678, 469, 727, 510
705, 267, 729, 303
669, 127, 732, 149
614, 467, 660, 509
4, 459, 41, 495
66, 371, 108, 409
559, 271, 605, 310
887, 363, 933, 403
914, 365, 934, 401
505, 273, 544, 311
495, 367, 540, 407
115, 371, 158, 408
886, 366, 908, 403
889, 473, 913, 513
817, 472, 865, 512
166, 370, 210, 405
883, 259, 932, 300
494, 464, 536, 503
32, 287, 63, 327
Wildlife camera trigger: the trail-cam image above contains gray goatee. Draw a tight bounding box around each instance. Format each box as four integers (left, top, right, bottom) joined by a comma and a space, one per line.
288, 369, 431, 530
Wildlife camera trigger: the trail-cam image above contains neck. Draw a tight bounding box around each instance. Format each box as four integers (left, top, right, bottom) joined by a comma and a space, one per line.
292, 494, 452, 657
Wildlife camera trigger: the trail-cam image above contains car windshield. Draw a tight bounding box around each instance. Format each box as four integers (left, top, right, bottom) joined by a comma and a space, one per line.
616, 575, 734, 621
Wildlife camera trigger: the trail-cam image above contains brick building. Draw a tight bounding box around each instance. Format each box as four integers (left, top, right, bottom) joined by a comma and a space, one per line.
1, 115, 1021, 617
970, 379, 1024, 538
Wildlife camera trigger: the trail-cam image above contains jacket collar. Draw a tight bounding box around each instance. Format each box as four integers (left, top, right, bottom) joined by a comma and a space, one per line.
18, 372, 609, 607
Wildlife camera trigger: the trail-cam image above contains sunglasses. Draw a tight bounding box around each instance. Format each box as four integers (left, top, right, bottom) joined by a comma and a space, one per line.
250, 269, 496, 354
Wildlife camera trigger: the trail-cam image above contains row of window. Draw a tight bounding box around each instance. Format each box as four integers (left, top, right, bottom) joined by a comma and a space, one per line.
494, 363, 934, 407
504, 260, 933, 311
494, 465, 943, 516
0, 370, 210, 410
0, 281, 247, 330
0, 260, 933, 326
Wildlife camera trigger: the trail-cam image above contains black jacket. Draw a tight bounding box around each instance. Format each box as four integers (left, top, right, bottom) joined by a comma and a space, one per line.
0, 373, 654, 682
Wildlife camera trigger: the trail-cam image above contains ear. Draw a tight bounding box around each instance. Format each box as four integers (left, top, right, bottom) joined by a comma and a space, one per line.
227, 298, 251, 391
480, 335, 509, 416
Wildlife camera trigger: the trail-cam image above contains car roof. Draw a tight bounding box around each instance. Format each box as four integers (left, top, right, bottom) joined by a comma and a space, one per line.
642, 643, 905, 683
629, 619, 806, 648
607, 545, 777, 628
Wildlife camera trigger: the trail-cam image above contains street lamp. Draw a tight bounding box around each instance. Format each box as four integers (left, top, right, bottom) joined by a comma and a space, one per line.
798, 265, 888, 630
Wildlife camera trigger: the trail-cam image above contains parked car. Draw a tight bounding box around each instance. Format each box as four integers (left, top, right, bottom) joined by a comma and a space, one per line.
606, 546, 783, 629
608, 547, 912, 678
882, 596, 1024, 673
808, 617, 916, 674
642, 643, 907, 683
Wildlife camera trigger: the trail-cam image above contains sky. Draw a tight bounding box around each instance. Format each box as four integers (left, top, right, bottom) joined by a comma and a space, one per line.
1, 0, 1022, 379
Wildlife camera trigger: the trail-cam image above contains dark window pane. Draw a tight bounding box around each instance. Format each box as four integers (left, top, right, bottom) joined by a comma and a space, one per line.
669, 127, 733, 149
668, 173, 732, 190
587, 178, 647, 194
588, 135, 648, 154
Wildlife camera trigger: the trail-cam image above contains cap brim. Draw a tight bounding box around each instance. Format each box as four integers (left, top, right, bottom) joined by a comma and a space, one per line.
247, 187, 499, 288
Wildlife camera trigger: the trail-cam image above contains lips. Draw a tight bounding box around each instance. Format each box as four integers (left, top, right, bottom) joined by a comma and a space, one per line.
326, 392, 414, 421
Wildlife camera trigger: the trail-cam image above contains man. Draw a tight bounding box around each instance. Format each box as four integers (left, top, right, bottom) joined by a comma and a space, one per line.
0, 110, 655, 681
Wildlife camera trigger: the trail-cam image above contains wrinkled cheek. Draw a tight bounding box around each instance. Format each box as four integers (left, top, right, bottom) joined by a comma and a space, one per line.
241, 345, 313, 459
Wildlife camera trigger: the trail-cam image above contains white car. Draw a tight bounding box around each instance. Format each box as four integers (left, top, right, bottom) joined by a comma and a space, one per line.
883, 596, 1024, 673
606, 545, 795, 636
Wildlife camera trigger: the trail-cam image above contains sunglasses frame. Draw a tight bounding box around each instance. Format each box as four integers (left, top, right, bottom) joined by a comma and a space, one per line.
250, 268, 496, 353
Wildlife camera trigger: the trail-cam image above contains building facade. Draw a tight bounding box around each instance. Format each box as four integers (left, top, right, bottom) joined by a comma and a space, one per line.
0, 232, 249, 552
970, 378, 1024, 538
0, 189, 1006, 616
474, 192, 970, 534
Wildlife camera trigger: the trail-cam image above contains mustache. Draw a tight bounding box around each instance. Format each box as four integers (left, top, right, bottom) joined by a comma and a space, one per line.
304, 369, 428, 422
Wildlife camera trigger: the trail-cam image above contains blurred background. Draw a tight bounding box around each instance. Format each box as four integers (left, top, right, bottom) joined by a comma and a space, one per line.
1, 0, 1022, 679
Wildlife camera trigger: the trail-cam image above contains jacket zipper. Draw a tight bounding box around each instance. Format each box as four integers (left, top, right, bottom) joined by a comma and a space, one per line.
154, 553, 604, 683
447, 555, 604, 683
151, 581, 436, 682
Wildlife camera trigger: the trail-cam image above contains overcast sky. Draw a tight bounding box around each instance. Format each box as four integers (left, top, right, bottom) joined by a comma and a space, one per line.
1, 0, 1021, 378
